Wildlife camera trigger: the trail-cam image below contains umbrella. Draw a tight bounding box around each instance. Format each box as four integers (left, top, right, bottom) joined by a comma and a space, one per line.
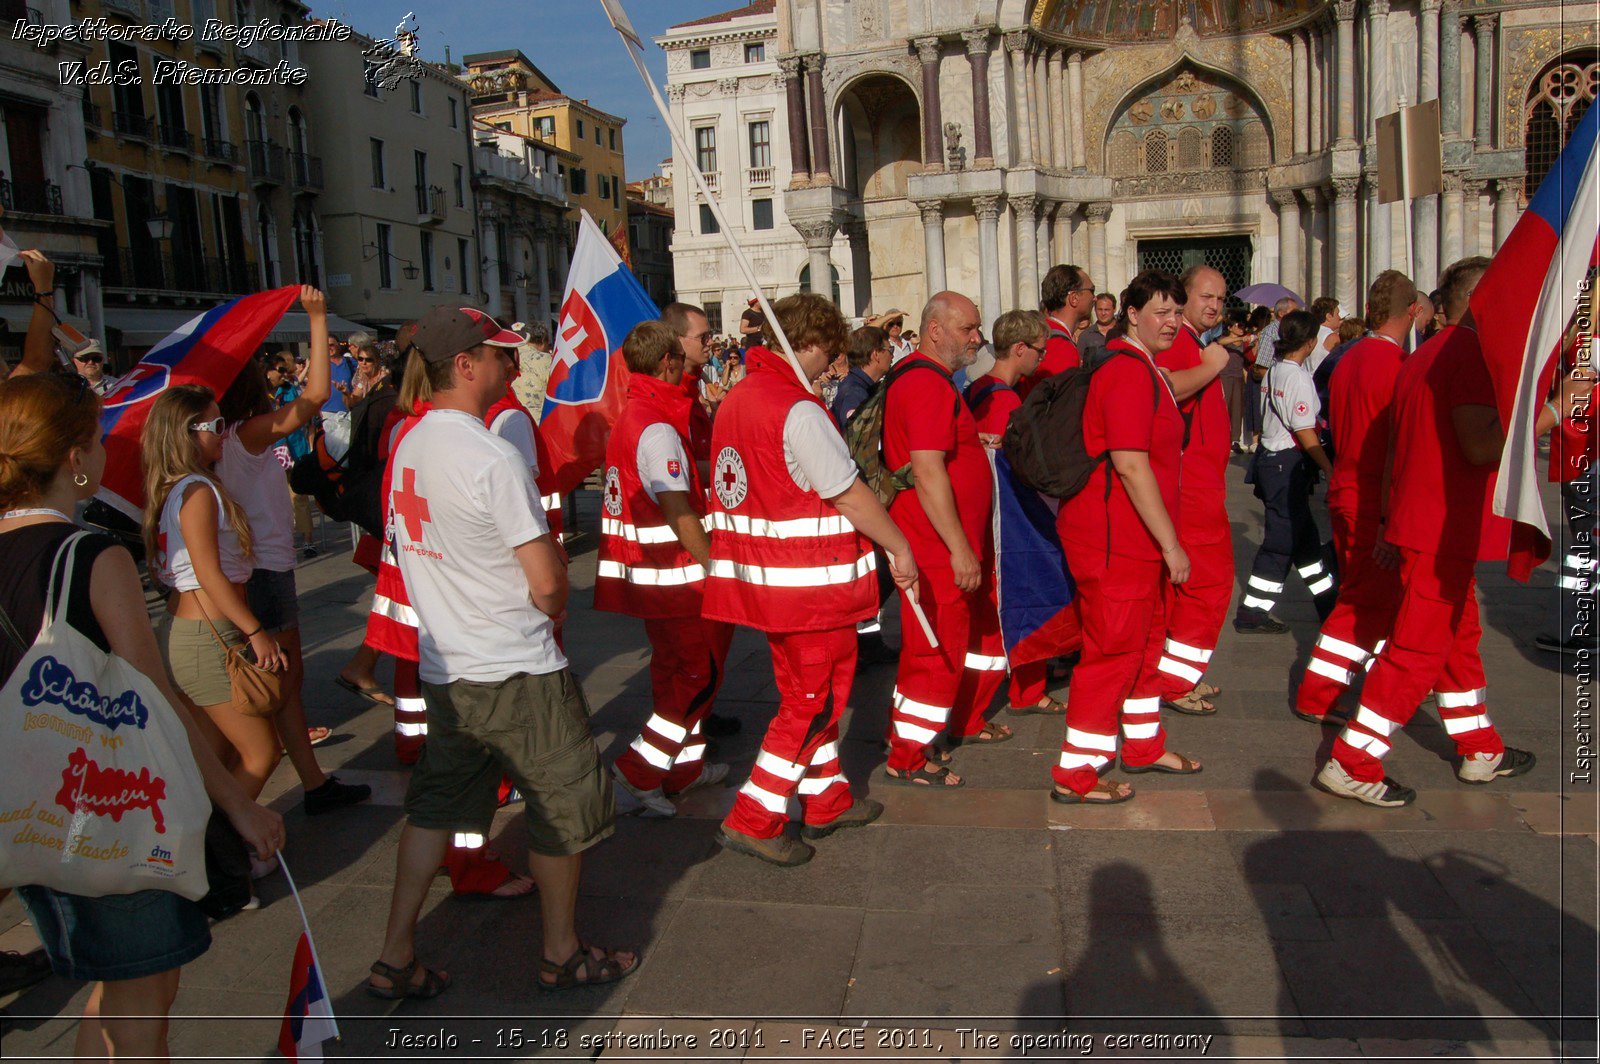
1234, 282, 1303, 307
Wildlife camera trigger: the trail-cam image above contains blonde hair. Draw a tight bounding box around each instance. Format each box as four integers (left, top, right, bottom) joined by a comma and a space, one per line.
140, 384, 254, 564
397, 348, 433, 415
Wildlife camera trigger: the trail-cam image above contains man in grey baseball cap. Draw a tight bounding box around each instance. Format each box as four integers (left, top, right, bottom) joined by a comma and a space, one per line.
410, 306, 527, 362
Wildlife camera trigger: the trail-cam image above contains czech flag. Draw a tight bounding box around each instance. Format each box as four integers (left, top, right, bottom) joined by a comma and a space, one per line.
539, 210, 659, 495
990, 451, 1081, 664
1474, 102, 1600, 581
96, 286, 300, 520
278, 931, 337, 1062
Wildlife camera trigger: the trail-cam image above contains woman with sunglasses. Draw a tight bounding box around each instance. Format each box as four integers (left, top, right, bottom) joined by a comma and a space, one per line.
142, 385, 290, 880
343, 334, 390, 403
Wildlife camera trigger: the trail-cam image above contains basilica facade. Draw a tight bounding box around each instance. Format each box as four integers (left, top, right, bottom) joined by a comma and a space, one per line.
661, 0, 1594, 331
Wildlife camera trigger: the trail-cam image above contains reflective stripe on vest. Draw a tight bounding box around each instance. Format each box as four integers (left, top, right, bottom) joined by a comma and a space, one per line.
705, 511, 854, 538
596, 558, 708, 586
601, 517, 681, 545
707, 553, 874, 588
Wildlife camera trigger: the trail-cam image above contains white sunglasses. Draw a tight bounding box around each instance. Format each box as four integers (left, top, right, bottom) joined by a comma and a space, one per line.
190, 417, 226, 435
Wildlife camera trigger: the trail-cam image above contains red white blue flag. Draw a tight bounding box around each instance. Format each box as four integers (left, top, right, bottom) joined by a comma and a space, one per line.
540, 210, 659, 494
95, 286, 300, 520
989, 451, 1080, 663
1474, 102, 1600, 580
278, 931, 337, 1062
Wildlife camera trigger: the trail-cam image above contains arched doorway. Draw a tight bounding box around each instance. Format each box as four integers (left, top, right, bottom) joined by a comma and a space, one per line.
798, 262, 841, 307
836, 73, 922, 315
1525, 51, 1597, 194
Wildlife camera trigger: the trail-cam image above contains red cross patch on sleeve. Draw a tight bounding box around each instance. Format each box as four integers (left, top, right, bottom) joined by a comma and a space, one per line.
1295, 401, 1309, 417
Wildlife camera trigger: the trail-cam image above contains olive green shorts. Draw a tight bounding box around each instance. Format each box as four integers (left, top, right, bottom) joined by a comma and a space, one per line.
409, 669, 615, 857
164, 616, 240, 708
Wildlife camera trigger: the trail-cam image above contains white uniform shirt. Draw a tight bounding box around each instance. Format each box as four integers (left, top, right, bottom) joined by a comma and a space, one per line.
783, 401, 859, 498
1307, 325, 1336, 376
488, 408, 541, 477
636, 422, 694, 503
390, 409, 564, 684
1258, 359, 1319, 453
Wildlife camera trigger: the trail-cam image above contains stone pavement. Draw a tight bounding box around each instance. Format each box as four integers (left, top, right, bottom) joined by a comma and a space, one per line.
3, 466, 1597, 1062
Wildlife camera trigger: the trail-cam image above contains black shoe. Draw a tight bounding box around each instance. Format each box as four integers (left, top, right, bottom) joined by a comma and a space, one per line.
299, 545, 320, 559
1534, 632, 1596, 656
1234, 614, 1290, 634
702, 713, 741, 738
855, 633, 898, 666
0, 949, 52, 996
303, 775, 372, 816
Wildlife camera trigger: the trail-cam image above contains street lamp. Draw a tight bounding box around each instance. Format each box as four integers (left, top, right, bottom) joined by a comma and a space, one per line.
145, 213, 175, 241
402, 262, 420, 281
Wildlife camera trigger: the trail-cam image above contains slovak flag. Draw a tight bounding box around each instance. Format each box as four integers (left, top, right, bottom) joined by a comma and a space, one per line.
278, 931, 338, 1062
989, 451, 1081, 664
1475, 101, 1600, 581
540, 210, 659, 494
96, 286, 300, 520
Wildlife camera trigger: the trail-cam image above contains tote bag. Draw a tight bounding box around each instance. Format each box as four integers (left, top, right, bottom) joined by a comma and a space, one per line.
0, 533, 211, 899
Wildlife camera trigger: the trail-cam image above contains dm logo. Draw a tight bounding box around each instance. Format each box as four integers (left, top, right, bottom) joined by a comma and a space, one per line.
545, 289, 609, 407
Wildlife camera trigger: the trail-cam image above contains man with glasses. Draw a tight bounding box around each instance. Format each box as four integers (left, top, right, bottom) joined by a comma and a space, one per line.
1024, 265, 1096, 397
320, 334, 358, 460
69, 346, 113, 396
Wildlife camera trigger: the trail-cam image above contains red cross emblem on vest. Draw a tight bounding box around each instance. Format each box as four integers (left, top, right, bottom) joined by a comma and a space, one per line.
392, 467, 432, 541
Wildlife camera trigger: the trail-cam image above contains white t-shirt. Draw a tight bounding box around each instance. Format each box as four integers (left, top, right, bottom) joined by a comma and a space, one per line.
390, 409, 564, 684
489, 408, 541, 477
636, 422, 693, 503
1307, 325, 1336, 376
155, 474, 253, 591
783, 401, 859, 498
217, 429, 296, 572
1258, 359, 1319, 453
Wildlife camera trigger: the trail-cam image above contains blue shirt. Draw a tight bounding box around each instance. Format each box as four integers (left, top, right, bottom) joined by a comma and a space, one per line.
830, 366, 877, 428
322, 356, 355, 415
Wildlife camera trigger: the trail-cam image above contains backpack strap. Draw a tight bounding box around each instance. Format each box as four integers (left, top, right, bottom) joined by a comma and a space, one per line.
885, 357, 961, 416
963, 378, 1010, 416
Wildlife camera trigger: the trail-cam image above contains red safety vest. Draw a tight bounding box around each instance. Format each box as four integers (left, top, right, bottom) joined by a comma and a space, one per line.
593, 374, 707, 619
702, 347, 877, 633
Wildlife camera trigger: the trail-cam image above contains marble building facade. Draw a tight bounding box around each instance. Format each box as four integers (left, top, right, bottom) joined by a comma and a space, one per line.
673, 0, 1594, 331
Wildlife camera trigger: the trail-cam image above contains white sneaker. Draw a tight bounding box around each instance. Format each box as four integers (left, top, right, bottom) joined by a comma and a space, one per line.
674, 762, 730, 794
1315, 759, 1416, 807
1457, 747, 1536, 784
611, 766, 676, 818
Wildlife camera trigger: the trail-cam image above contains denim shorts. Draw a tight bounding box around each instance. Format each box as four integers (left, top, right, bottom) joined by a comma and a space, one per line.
245, 567, 300, 633
17, 885, 211, 982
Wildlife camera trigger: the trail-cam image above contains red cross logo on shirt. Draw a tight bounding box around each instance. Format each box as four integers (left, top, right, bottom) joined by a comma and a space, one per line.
392, 467, 432, 541
713, 446, 747, 509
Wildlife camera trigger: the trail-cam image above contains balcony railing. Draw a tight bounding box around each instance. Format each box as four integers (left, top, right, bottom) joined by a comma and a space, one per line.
202, 137, 239, 165
289, 152, 323, 190
246, 140, 285, 183
0, 178, 63, 216
116, 249, 252, 294
157, 125, 193, 154
112, 111, 153, 140
417, 185, 446, 223
698, 171, 721, 193
746, 165, 773, 188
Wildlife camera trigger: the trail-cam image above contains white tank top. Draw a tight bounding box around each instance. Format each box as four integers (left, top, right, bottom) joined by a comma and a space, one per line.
154, 474, 252, 591
217, 429, 296, 572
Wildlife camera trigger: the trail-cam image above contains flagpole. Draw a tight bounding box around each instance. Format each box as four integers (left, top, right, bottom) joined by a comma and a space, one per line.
277, 854, 341, 1042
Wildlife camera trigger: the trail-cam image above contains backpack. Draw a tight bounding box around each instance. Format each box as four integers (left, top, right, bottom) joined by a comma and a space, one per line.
963, 377, 1011, 417
1002, 350, 1169, 500
845, 359, 959, 506
288, 389, 395, 538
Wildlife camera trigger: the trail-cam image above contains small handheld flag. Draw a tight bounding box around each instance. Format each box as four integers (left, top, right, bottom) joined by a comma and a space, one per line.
277, 855, 339, 1062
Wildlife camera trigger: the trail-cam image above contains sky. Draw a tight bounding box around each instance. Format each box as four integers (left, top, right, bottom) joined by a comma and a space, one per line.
321, 0, 728, 180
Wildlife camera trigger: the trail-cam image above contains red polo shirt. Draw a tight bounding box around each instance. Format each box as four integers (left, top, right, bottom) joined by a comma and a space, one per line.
1058, 338, 1186, 562
1156, 323, 1230, 544
1387, 324, 1511, 562
1326, 334, 1404, 529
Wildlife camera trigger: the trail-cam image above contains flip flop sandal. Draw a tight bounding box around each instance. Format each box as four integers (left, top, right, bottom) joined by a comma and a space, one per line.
968, 721, 1014, 744
1161, 692, 1217, 716
367, 958, 451, 1000
335, 676, 395, 706
1050, 782, 1134, 805
1193, 681, 1222, 700
1121, 753, 1203, 775
1009, 697, 1067, 716
306, 726, 332, 747
536, 943, 641, 992
884, 763, 965, 788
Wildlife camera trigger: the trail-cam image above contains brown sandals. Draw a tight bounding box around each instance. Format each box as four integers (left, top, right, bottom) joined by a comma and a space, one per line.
1051, 780, 1134, 804
536, 943, 640, 992
1121, 752, 1203, 775
367, 957, 451, 1000
1009, 696, 1067, 716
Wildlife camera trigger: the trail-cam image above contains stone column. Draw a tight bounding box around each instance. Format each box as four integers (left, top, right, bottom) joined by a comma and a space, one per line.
1415, 195, 1438, 289
1292, 32, 1309, 156
805, 54, 832, 184
1067, 51, 1087, 169
1440, 171, 1466, 268
1473, 14, 1496, 147
1302, 187, 1326, 298
1005, 32, 1034, 167
1055, 201, 1078, 271
1309, 29, 1324, 152
1037, 201, 1054, 280
1032, 48, 1050, 165
962, 29, 995, 166
1085, 202, 1110, 292
1273, 189, 1303, 295
1334, 1, 1356, 144
484, 219, 505, 318
512, 232, 531, 324
796, 217, 838, 296
780, 57, 812, 185
914, 37, 944, 171
916, 199, 947, 294
1495, 177, 1522, 244
1463, 178, 1487, 256
1047, 49, 1067, 168
1420, 0, 1441, 100
533, 229, 552, 326
1440, 2, 1463, 137
1013, 194, 1039, 305
974, 195, 1005, 329
1367, 0, 1390, 140
1332, 176, 1359, 313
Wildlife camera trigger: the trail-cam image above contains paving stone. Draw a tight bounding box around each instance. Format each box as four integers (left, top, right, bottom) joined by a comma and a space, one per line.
862, 825, 1054, 910
1226, 831, 1464, 919
1047, 788, 1215, 832
1052, 831, 1255, 920
874, 783, 1046, 830
1507, 791, 1600, 835
685, 821, 878, 907
580, 815, 718, 901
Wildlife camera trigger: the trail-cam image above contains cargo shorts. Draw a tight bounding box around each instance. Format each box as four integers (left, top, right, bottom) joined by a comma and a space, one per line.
409, 668, 615, 856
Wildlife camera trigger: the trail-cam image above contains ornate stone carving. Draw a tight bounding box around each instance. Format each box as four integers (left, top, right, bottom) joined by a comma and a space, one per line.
666, 84, 687, 102
1331, 175, 1360, 200
1113, 169, 1267, 199
1421, 0, 1442, 12
1127, 100, 1154, 125
1497, 176, 1524, 198
700, 258, 719, 280
972, 195, 1004, 222
792, 218, 839, 247
778, 56, 802, 80
1191, 94, 1216, 119
1333, 0, 1357, 20
1462, 178, 1486, 198
717, 77, 739, 95
667, 51, 690, 73
1011, 193, 1038, 220
1160, 99, 1186, 121
1003, 31, 1029, 55
944, 122, 964, 170
804, 53, 825, 75
1499, 20, 1597, 148
1369, 0, 1390, 16
914, 37, 941, 66
962, 28, 991, 55
858, 0, 883, 42
1442, 171, 1464, 193
914, 199, 944, 225
1085, 202, 1112, 222
1269, 188, 1298, 208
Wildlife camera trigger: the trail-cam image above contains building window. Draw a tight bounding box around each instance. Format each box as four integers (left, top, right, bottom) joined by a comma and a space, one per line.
595, 125, 603, 145
745, 42, 765, 63
200, 84, 223, 145
108, 43, 144, 124
612, 176, 620, 208
496, 226, 509, 286
1144, 129, 1169, 173
370, 138, 385, 187
609, 128, 616, 150
363, 60, 380, 97
453, 163, 464, 206
1525, 53, 1599, 194
535, 115, 555, 138
695, 126, 717, 174
748, 120, 771, 169
690, 48, 711, 70
570, 168, 588, 196
414, 150, 428, 212
458, 237, 471, 296
752, 198, 773, 230
699, 203, 720, 235
420, 231, 434, 290
577, 118, 585, 139
599, 174, 610, 200
703, 301, 722, 333
410, 79, 423, 114
449, 97, 459, 127
376, 223, 393, 288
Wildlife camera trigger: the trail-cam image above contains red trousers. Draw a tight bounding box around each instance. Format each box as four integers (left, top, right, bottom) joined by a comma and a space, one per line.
393, 657, 427, 765
1053, 549, 1165, 794
1153, 533, 1234, 701
614, 617, 734, 794
949, 575, 1013, 738
1296, 509, 1403, 718
885, 569, 997, 771
1332, 548, 1505, 782
725, 627, 856, 839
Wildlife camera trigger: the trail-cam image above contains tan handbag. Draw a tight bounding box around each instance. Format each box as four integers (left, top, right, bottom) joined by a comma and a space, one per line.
198, 605, 284, 718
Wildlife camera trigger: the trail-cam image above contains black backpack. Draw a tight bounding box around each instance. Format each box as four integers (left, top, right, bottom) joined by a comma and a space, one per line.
1002, 351, 1170, 500
288, 389, 395, 538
